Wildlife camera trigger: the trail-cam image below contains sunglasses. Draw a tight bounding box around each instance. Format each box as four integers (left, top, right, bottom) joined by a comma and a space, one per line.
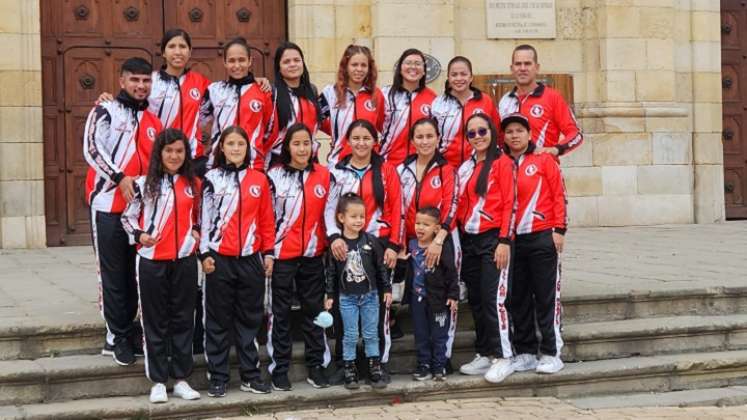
466, 127, 489, 139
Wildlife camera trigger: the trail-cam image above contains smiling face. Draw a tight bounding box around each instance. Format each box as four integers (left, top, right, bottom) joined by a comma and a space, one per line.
221, 132, 248, 166
466, 117, 492, 155
161, 140, 186, 175
447, 61, 472, 95
288, 129, 312, 168
224, 44, 252, 80
412, 123, 438, 158
504, 121, 531, 153
349, 125, 375, 161
163, 35, 191, 72
119, 71, 152, 101
400, 53, 425, 85
347, 53, 369, 86
279, 48, 304, 84
511, 49, 540, 87
338, 202, 366, 234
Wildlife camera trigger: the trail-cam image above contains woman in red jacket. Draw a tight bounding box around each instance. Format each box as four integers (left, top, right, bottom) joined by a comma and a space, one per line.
501, 113, 567, 375
266, 123, 332, 390
431, 56, 501, 168
199, 125, 275, 398
380, 49, 437, 167
455, 113, 515, 384
121, 128, 201, 403
318, 45, 385, 167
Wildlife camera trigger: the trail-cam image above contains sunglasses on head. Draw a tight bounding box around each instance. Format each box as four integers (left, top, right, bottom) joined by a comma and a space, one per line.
466, 127, 489, 139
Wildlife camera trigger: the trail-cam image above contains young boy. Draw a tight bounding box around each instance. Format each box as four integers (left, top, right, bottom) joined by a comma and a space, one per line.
396, 207, 459, 381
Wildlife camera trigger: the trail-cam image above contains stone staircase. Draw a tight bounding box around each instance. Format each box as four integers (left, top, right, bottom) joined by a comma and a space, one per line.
2, 286, 747, 419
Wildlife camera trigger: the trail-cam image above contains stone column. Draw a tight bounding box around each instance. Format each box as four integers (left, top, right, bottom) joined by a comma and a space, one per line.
0, 0, 44, 248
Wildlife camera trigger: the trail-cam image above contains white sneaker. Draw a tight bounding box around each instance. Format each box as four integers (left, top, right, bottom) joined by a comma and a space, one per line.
459, 354, 492, 375
149, 383, 168, 404
484, 358, 515, 384
536, 355, 564, 374
511, 353, 538, 372
173, 380, 201, 400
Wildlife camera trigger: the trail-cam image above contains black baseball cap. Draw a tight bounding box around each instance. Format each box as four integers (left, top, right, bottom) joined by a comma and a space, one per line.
500, 112, 530, 131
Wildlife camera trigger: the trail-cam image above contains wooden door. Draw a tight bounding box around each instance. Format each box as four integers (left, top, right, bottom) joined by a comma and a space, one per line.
41, 0, 287, 246
722, 1, 747, 219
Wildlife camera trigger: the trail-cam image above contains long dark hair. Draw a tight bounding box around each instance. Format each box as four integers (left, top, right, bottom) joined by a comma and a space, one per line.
335, 44, 378, 107
390, 48, 427, 104
444, 56, 476, 95
279, 123, 313, 167
344, 119, 385, 209
144, 128, 195, 200
464, 113, 501, 197
274, 42, 321, 129
212, 125, 252, 168
160, 28, 192, 53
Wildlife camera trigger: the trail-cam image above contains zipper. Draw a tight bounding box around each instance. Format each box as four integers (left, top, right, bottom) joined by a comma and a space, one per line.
169, 174, 178, 261
299, 169, 307, 256
459, 101, 466, 164
235, 170, 243, 258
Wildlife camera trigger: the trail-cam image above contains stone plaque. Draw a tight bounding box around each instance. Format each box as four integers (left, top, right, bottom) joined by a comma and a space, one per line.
486, 0, 557, 39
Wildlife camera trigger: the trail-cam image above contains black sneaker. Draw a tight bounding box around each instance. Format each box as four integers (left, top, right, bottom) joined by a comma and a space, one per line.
380, 362, 391, 384
112, 340, 135, 366
432, 367, 446, 381
307, 365, 330, 388
240, 380, 271, 394
412, 364, 432, 381
207, 381, 226, 398
129, 334, 144, 357
343, 361, 359, 390
101, 342, 114, 356
271, 374, 292, 391
328, 362, 346, 386
367, 357, 387, 389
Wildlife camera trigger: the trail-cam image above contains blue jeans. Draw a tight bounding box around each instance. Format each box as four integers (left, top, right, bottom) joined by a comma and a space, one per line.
339, 291, 380, 361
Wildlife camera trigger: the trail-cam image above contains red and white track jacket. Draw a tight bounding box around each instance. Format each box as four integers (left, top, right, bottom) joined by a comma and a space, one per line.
267, 163, 331, 260
200, 76, 275, 171
456, 154, 515, 242
379, 86, 437, 167
199, 163, 275, 258
83, 91, 162, 213
503, 143, 567, 236
121, 174, 200, 260
324, 155, 402, 251
265, 86, 320, 170
148, 68, 210, 159
397, 154, 458, 241
318, 85, 385, 166
431, 89, 501, 168
497, 83, 583, 156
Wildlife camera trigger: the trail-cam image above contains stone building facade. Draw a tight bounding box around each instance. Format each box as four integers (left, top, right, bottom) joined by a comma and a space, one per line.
0, 0, 727, 248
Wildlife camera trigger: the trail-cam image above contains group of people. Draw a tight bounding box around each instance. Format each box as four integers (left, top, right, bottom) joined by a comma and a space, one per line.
83, 27, 582, 404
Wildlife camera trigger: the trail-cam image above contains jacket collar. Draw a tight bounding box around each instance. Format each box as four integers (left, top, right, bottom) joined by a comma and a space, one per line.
227, 73, 256, 87
116, 90, 149, 111
221, 161, 250, 172
502, 140, 536, 159
508, 82, 545, 98
158, 66, 191, 82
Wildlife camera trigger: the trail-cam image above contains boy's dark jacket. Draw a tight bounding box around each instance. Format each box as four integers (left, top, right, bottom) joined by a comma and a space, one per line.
325, 232, 392, 295
395, 236, 459, 312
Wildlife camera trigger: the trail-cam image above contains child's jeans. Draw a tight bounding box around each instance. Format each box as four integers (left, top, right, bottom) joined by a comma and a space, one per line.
339, 290, 380, 361
411, 293, 451, 372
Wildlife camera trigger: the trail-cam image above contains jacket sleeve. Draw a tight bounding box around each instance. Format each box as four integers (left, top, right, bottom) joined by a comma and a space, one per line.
383, 164, 403, 252
497, 158, 516, 244
262, 88, 276, 146
545, 155, 568, 234
441, 240, 460, 301
121, 178, 145, 245
324, 172, 342, 242
393, 257, 408, 284
198, 86, 214, 131
324, 252, 338, 296
374, 88, 386, 132
440, 166, 459, 230
373, 238, 392, 294
199, 176, 215, 259
318, 90, 332, 136
83, 105, 124, 184
191, 179, 202, 231
259, 176, 276, 255
552, 93, 583, 156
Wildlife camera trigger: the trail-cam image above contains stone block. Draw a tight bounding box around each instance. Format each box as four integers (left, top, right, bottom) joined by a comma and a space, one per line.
602, 165, 637, 195
592, 133, 652, 166
0, 71, 41, 106
601, 117, 645, 133
600, 6, 640, 38
639, 7, 675, 39
645, 116, 691, 133
562, 167, 602, 197
372, 2, 454, 38
25, 215, 45, 248
637, 165, 693, 195
675, 72, 693, 102
636, 70, 674, 101
0, 142, 43, 180
673, 11, 691, 42
652, 132, 692, 164
557, 6, 584, 40
693, 102, 723, 133
674, 41, 692, 73
645, 39, 674, 70
694, 164, 726, 223
310, 72, 336, 90
0, 179, 44, 217
567, 196, 598, 227
692, 41, 721, 73
455, 3, 485, 40
576, 116, 604, 135
534, 41, 583, 73
691, 0, 720, 11
560, 140, 592, 167
335, 5, 372, 38
693, 133, 723, 165
0, 106, 42, 142
603, 71, 636, 102
601, 39, 646, 71
597, 195, 635, 226
0, 216, 26, 248
0, 33, 39, 71
691, 12, 721, 41
297, 38, 337, 73
457, 40, 514, 74
635, 194, 693, 224
692, 72, 722, 103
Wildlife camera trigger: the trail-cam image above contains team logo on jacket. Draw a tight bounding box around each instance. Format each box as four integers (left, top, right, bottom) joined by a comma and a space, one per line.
314, 184, 326, 199
420, 104, 431, 115
430, 176, 441, 189
250, 99, 263, 112
472, 108, 485, 115
525, 164, 538, 176
189, 88, 201, 101
184, 186, 194, 198
364, 99, 375, 112
249, 184, 262, 198
146, 127, 157, 140
530, 104, 544, 118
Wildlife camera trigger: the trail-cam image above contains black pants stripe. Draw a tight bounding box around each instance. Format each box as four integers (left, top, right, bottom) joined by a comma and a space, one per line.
204, 252, 265, 384
92, 210, 138, 347
136, 255, 198, 383
460, 229, 512, 359
510, 229, 563, 357
267, 256, 329, 376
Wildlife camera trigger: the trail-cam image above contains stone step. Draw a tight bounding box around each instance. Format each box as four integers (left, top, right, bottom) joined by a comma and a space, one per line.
3, 313, 747, 405
566, 386, 747, 409
3, 350, 747, 419
3, 286, 747, 361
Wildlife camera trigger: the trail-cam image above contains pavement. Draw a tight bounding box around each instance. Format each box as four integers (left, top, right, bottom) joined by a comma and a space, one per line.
218, 396, 747, 420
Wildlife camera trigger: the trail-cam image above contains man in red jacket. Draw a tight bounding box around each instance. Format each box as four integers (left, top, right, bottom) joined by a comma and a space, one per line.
497, 44, 583, 158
